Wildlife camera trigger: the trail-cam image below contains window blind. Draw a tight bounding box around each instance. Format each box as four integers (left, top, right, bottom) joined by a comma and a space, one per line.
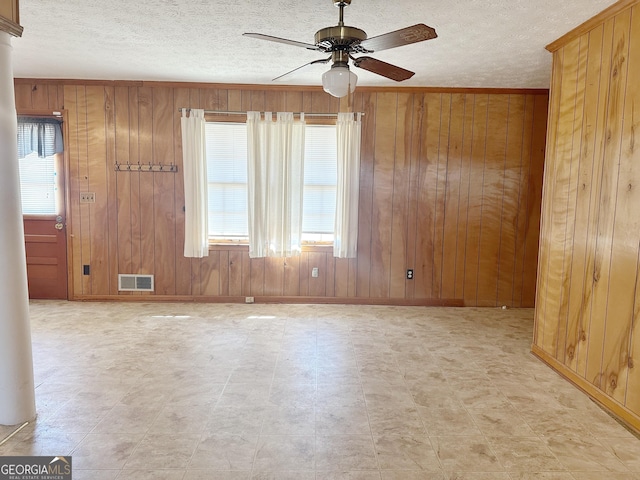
303, 125, 337, 234
205, 122, 337, 240
205, 122, 249, 237
19, 152, 57, 215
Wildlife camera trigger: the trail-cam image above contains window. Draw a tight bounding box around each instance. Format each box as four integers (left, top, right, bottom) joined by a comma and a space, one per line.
17, 117, 64, 216
302, 125, 337, 242
18, 152, 58, 215
206, 123, 249, 239
205, 122, 337, 243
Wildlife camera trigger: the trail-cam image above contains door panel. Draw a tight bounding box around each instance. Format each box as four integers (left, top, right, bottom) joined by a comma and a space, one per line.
18, 134, 68, 300
24, 216, 68, 299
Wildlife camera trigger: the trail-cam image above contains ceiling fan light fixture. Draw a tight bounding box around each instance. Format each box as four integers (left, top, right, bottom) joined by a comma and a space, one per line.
322, 65, 357, 98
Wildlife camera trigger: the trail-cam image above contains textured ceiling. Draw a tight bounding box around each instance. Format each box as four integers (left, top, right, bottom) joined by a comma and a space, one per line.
11, 0, 615, 89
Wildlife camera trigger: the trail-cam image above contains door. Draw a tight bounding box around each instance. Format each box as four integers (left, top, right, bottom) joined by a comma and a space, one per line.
24, 214, 68, 299
20, 147, 68, 299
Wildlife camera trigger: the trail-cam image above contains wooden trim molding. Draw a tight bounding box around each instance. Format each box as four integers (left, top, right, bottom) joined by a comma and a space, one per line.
546, 0, 639, 52
13, 77, 549, 96
73, 294, 465, 307
0, 16, 22, 37
532, 345, 640, 436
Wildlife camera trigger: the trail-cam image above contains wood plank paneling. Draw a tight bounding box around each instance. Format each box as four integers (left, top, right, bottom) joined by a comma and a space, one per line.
250, 257, 265, 296
355, 92, 376, 297
105, 86, 119, 295
455, 94, 475, 300
432, 94, 450, 300
463, 95, 488, 305
264, 258, 284, 296
496, 95, 525, 307
137, 87, 155, 290
17, 80, 546, 308
173, 88, 192, 295
534, 0, 640, 433
600, 8, 635, 403
389, 93, 412, 299
86, 86, 110, 294
565, 33, 598, 372
284, 255, 300, 296
63, 85, 82, 296
201, 253, 220, 296
521, 95, 547, 308
405, 94, 423, 300
414, 93, 440, 300
115, 86, 132, 278
370, 92, 396, 298
510, 96, 533, 307
125, 88, 141, 283
334, 258, 349, 297
308, 252, 326, 297
152, 87, 176, 295
555, 35, 586, 363
622, 3, 640, 415
76, 86, 91, 295
585, 16, 624, 388
441, 93, 464, 300
477, 95, 509, 306
31, 84, 48, 110
14, 83, 32, 110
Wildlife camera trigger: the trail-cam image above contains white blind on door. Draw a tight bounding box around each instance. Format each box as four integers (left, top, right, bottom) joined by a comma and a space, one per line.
19, 152, 57, 215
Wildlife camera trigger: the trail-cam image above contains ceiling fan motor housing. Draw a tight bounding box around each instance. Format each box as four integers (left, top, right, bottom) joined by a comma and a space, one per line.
314, 26, 367, 53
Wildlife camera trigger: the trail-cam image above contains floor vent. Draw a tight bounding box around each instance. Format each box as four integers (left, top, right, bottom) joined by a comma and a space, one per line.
118, 274, 154, 292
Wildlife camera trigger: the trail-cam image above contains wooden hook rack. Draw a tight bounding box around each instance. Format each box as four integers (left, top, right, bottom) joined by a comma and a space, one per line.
115, 163, 178, 173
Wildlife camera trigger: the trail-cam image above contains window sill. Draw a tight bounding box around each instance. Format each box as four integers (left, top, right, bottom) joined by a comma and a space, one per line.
207, 242, 333, 253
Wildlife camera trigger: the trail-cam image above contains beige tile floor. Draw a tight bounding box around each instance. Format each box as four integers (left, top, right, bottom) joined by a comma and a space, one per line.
1, 301, 639, 479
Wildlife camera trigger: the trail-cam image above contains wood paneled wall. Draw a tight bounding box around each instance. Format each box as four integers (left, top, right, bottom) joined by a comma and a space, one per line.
533, 0, 640, 432
14, 80, 547, 306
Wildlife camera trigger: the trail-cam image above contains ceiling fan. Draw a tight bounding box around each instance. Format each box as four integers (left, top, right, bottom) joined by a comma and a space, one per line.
243, 0, 437, 98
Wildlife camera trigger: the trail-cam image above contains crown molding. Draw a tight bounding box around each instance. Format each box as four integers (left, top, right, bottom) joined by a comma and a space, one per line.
546, 0, 638, 52
0, 16, 23, 37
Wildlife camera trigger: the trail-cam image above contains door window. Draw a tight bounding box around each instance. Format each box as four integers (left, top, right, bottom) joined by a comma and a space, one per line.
17, 117, 64, 215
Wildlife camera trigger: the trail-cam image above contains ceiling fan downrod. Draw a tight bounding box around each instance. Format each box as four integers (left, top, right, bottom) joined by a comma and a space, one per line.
333, 0, 351, 26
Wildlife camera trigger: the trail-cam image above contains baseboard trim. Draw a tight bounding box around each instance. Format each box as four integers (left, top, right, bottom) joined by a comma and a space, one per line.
71, 294, 465, 307
531, 344, 640, 435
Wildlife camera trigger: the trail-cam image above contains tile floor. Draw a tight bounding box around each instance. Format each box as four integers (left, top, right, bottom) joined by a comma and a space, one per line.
1, 301, 639, 479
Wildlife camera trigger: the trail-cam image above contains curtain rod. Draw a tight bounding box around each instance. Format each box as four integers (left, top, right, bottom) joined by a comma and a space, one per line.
177, 109, 364, 117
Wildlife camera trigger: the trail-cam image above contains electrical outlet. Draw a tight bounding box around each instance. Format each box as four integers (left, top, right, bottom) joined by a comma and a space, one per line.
406, 269, 414, 280
80, 192, 96, 203
83, 265, 90, 276
245, 296, 254, 303
311, 267, 319, 278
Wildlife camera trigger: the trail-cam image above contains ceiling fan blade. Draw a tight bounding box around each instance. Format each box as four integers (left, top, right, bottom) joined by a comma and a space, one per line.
243, 33, 320, 51
353, 57, 415, 82
273, 57, 332, 81
359, 24, 437, 52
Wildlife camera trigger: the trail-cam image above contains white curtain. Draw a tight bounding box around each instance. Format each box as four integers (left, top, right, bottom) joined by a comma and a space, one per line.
181, 108, 209, 258
334, 112, 362, 258
247, 111, 305, 258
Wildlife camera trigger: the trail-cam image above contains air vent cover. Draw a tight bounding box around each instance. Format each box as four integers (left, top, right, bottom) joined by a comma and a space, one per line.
118, 274, 154, 292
